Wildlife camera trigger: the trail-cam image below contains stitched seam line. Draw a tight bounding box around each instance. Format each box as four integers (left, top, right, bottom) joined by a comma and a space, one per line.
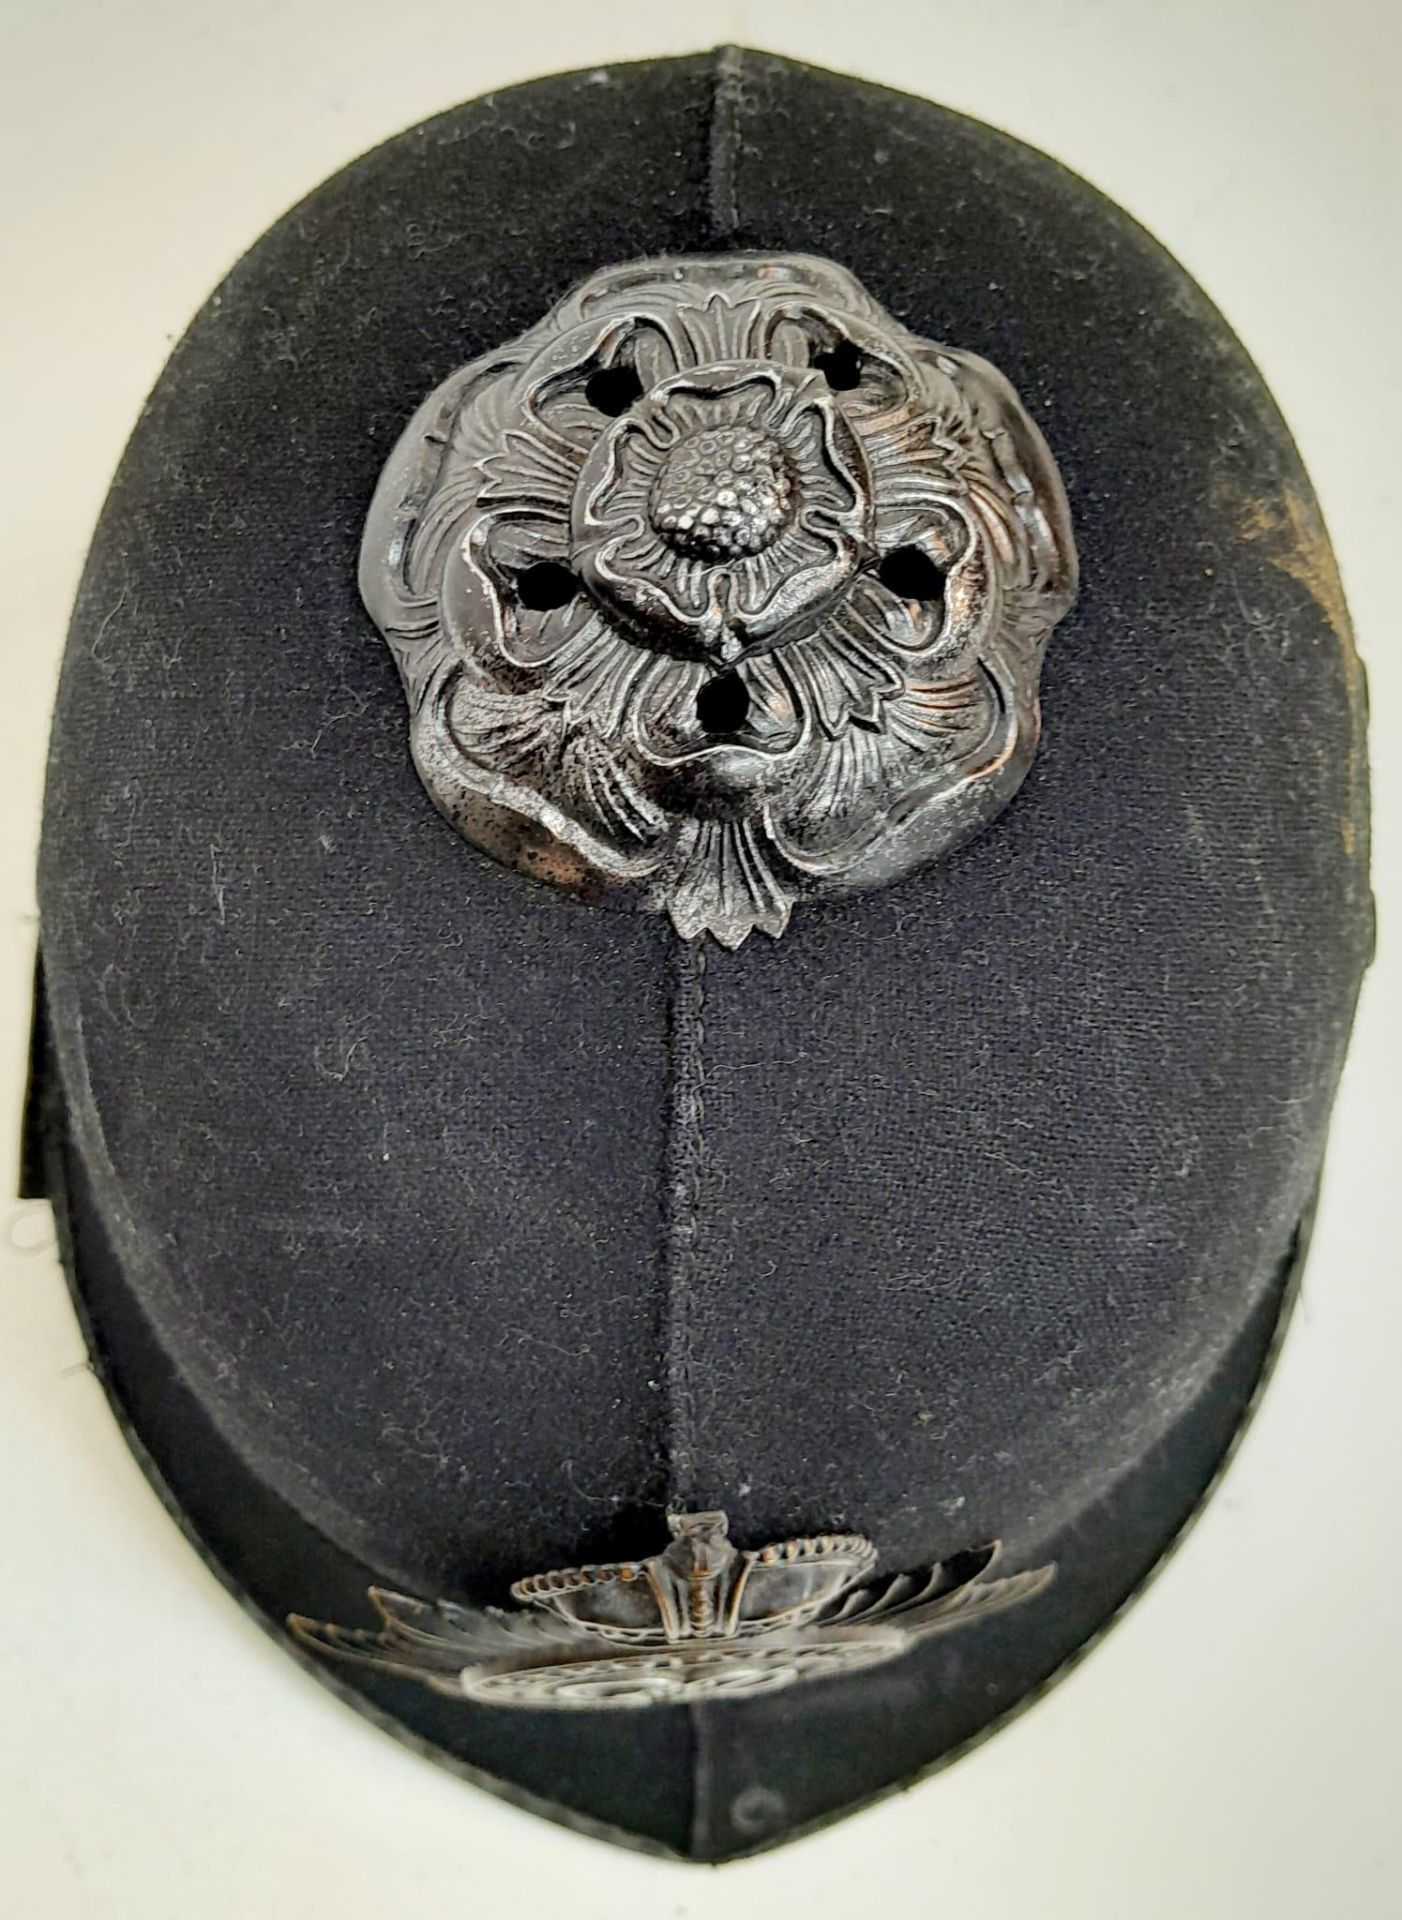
685, 46, 742, 1859
662, 932, 706, 1507
707, 44, 744, 240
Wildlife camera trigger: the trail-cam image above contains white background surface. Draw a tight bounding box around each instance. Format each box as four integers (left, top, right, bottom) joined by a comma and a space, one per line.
1, 2, 1398, 1913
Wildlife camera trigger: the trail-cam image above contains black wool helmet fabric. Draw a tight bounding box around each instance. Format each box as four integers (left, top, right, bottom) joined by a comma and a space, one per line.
38, 44, 1369, 1637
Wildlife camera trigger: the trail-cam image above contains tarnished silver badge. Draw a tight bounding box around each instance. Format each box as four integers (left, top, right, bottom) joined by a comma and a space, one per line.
290, 1510, 1053, 1710
362, 255, 1077, 945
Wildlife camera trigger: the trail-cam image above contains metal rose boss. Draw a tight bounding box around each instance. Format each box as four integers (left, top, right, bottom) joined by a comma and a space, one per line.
361, 254, 1078, 947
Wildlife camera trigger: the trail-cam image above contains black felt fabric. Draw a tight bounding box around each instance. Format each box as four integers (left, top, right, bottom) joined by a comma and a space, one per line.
39, 46, 1370, 1630
39, 1070, 1302, 1858
671, 53, 1374, 1570
38, 56, 714, 1595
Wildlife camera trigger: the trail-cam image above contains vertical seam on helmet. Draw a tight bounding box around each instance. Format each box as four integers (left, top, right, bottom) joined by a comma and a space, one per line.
662, 932, 707, 1509
687, 48, 737, 1837
707, 44, 744, 240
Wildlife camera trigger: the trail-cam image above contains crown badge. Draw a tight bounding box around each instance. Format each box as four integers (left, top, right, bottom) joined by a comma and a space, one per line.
290, 1510, 1053, 1709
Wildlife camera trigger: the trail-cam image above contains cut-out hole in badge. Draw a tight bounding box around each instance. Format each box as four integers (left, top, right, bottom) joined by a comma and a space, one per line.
516, 561, 579, 611
696, 671, 752, 737
811, 338, 864, 391
878, 545, 947, 603
585, 365, 644, 416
